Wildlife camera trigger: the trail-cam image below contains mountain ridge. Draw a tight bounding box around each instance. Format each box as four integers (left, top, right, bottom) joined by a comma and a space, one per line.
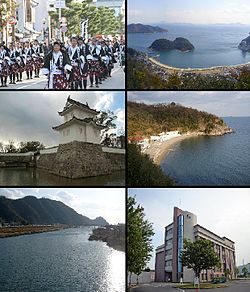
0, 196, 108, 226
128, 23, 168, 33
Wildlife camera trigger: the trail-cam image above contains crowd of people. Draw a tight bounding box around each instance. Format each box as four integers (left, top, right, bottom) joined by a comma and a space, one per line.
0, 36, 125, 89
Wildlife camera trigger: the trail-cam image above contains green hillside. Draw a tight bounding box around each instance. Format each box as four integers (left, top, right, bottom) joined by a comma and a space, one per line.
0, 196, 108, 226
128, 101, 231, 138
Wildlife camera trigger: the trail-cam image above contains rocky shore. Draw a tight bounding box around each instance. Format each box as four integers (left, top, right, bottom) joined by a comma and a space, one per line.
89, 224, 125, 252
0, 225, 69, 238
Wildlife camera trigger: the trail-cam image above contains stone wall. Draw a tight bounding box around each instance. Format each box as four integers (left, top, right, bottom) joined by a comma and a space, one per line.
0, 154, 35, 167
36, 141, 125, 179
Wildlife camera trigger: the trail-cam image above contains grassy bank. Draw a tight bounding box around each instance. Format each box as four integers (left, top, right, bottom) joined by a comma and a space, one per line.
0, 225, 69, 238
173, 283, 228, 289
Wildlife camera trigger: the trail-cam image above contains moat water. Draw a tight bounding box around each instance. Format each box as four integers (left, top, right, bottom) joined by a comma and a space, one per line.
128, 24, 250, 68
0, 227, 125, 292
0, 168, 125, 186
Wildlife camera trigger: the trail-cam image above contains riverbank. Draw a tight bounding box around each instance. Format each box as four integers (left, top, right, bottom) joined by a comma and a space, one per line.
0, 225, 69, 238
89, 225, 125, 252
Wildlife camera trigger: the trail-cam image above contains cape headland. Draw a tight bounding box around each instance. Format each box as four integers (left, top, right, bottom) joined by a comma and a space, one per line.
238, 35, 250, 52
128, 23, 168, 33
128, 101, 233, 164
149, 38, 195, 52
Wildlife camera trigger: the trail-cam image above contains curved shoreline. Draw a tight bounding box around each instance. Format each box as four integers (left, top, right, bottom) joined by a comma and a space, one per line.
148, 57, 250, 74
145, 134, 197, 165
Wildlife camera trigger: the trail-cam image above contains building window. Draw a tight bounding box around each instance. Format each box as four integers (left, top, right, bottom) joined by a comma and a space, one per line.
80, 128, 82, 134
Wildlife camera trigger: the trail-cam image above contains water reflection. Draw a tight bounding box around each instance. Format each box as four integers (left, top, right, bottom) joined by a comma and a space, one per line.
0, 168, 125, 186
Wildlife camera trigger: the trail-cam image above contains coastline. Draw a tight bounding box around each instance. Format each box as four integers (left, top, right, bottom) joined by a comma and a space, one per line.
145, 134, 197, 165
148, 57, 250, 74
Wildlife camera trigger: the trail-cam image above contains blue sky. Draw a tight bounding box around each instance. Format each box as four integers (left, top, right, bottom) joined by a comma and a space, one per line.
1, 188, 125, 224
128, 91, 250, 117
0, 92, 125, 147
128, 188, 250, 268
128, 0, 250, 24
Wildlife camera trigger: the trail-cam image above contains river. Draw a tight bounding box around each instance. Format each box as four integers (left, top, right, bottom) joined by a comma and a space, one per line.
0, 168, 125, 186
0, 227, 125, 292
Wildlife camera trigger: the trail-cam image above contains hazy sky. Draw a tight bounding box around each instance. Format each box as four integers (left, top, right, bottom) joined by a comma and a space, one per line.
1, 188, 125, 225
128, 0, 250, 24
128, 188, 250, 268
128, 91, 250, 117
0, 92, 125, 147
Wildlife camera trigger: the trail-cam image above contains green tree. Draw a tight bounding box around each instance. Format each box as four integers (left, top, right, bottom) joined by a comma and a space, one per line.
96, 110, 117, 142
242, 267, 249, 278
49, 1, 122, 37
127, 196, 155, 285
127, 143, 174, 187
181, 239, 220, 281
18, 141, 45, 153
5, 141, 17, 153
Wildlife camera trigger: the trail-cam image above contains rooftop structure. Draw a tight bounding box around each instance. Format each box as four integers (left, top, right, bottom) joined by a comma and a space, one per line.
53, 96, 106, 145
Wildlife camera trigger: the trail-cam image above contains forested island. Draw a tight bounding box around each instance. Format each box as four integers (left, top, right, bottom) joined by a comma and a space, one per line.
149, 38, 194, 52
128, 23, 168, 33
89, 224, 125, 251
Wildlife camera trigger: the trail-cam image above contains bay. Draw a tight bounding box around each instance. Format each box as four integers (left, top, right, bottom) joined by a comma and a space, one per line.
128, 24, 250, 68
161, 117, 250, 186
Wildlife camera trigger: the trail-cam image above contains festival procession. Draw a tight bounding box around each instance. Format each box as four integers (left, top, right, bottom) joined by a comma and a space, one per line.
0, 0, 125, 90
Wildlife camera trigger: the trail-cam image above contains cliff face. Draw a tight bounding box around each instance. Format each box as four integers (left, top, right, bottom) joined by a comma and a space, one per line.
149, 38, 194, 52
128, 23, 168, 33
238, 35, 250, 52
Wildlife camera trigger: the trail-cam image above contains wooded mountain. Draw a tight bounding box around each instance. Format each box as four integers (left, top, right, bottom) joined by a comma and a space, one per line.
128, 101, 232, 137
128, 23, 168, 33
0, 196, 108, 226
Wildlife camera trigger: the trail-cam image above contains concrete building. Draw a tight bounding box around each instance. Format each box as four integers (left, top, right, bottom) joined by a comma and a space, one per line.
53, 97, 106, 145
155, 207, 236, 283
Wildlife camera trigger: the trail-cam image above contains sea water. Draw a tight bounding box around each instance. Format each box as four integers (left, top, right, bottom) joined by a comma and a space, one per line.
128, 24, 250, 68
161, 117, 250, 186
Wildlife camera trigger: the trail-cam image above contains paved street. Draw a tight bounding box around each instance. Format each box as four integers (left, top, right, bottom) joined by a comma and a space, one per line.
131, 280, 250, 292
0, 63, 125, 90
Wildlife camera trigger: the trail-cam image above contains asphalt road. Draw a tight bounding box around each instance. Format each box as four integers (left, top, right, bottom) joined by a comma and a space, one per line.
131, 280, 250, 292
0, 63, 125, 90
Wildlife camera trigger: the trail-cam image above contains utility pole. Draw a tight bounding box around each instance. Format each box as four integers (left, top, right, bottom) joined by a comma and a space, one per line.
58, 7, 61, 41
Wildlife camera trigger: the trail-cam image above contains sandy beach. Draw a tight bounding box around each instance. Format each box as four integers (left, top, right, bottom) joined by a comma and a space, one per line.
145, 134, 197, 165
148, 57, 250, 74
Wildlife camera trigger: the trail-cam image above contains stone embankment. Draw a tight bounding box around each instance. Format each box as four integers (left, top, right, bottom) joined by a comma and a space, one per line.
37, 141, 125, 179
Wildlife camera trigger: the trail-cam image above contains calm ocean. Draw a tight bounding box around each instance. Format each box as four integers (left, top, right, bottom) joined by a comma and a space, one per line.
128, 24, 250, 68
0, 228, 125, 292
161, 117, 250, 186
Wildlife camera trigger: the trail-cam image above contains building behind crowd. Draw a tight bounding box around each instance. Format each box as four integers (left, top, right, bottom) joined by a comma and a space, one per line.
155, 207, 236, 283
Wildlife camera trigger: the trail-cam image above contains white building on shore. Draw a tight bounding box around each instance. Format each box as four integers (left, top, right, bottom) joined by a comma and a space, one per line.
52, 96, 106, 145
151, 131, 180, 142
